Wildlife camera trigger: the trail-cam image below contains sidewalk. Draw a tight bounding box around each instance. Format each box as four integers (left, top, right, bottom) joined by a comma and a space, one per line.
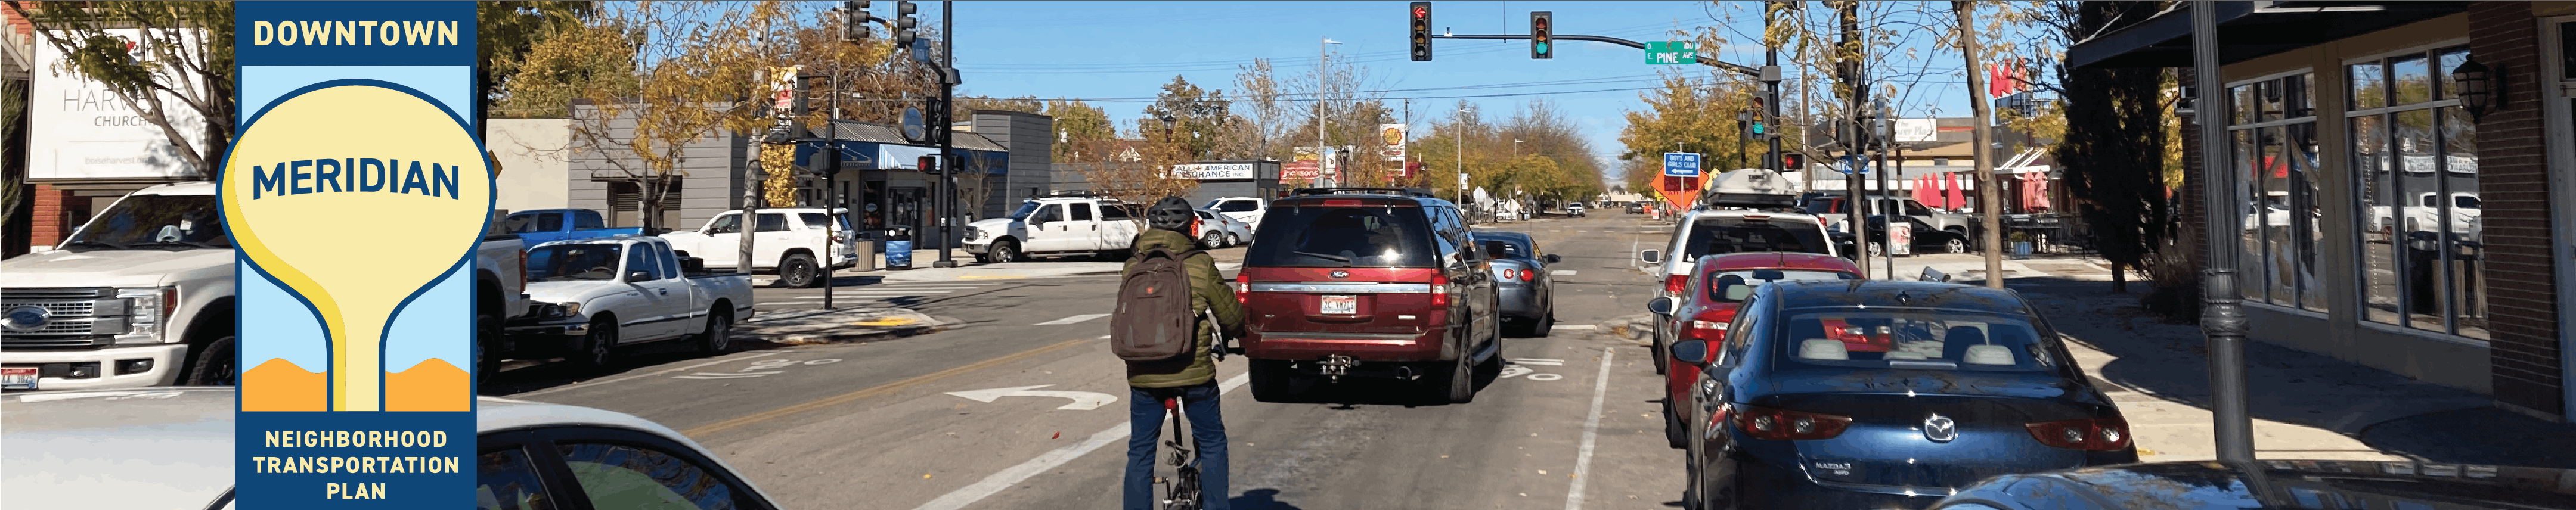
2000, 273, 2576, 468
734, 306, 953, 345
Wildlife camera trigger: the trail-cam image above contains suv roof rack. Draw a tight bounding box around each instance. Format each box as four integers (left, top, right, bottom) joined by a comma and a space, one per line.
1289, 187, 1438, 198
1043, 189, 1104, 198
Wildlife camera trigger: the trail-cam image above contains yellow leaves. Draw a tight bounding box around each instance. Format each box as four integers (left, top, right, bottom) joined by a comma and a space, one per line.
760, 143, 799, 207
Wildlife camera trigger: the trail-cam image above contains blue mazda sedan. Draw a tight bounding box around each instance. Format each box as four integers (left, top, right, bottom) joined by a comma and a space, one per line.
1673, 280, 2138, 510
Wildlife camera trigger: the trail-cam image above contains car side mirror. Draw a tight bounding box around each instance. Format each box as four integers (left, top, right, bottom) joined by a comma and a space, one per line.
1671, 339, 1710, 365
1545, 254, 1561, 264
1639, 250, 1662, 264
626, 270, 654, 282
1648, 297, 1675, 315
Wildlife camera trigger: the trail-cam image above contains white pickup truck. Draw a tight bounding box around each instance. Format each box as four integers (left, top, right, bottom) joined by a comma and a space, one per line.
0, 182, 535, 390
658, 207, 860, 288
502, 235, 754, 369
960, 195, 1140, 262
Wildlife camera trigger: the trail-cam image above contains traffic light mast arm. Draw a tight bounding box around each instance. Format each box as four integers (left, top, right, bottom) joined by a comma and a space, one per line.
1431, 33, 1762, 76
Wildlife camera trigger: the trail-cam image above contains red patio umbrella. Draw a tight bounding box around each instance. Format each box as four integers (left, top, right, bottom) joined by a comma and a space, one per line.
1944, 173, 1966, 210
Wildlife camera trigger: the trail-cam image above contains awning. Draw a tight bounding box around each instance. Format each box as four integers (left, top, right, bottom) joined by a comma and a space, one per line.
2067, 1, 2469, 69
878, 144, 941, 170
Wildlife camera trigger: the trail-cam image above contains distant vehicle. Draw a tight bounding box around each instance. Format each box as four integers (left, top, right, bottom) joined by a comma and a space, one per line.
4, 387, 792, 510
1673, 280, 2137, 510
658, 207, 860, 288
1472, 231, 1561, 337
1652, 253, 1861, 449
504, 236, 753, 369
1638, 204, 1837, 375
1834, 215, 1974, 257
1628, 203, 1648, 214
1193, 209, 1254, 248
1205, 197, 1267, 232
1806, 194, 1973, 235
1566, 203, 1587, 217
1239, 188, 1503, 404
962, 194, 1140, 263
497, 208, 646, 245
1932, 459, 2576, 510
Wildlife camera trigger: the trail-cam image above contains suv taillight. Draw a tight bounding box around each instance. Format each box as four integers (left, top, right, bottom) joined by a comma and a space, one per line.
1664, 274, 1690, 296
1431, 273, 1450, 306
517, 250, 529, 288
1735, 405, 1853, 440
2026, 418, 2133, 451
1520, 269, 1536, 282
1236, 272, 1250, 304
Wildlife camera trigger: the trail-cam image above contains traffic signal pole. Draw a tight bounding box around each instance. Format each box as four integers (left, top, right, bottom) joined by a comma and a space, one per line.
931, 1, 960, 268
1430, 33, 1767, 78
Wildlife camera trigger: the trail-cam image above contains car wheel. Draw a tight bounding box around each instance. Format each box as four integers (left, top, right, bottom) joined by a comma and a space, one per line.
576, 319, 617, 371
1226, 233, 1242, 248
779, 253, 820, 288
475, 313, 499, 376
1867, 241, 1886, 258
182, 335, 238, 386
1200, 231, 1225, 249
991, 239, 1022, 263
1535, 311, 1555, 338
1651, 322, 1670, 375
696, 311, 733, 353
1664, 399, 1692, 449
1944, 238, 1967, 254
1434, 352, 1477, 404
1248, 359, 1305, 403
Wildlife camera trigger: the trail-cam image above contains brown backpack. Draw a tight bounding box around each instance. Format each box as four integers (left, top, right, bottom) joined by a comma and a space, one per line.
1111, 247, 1204, 362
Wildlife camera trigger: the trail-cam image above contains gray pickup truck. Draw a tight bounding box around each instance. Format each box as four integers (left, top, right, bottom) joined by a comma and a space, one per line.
503, 235, 754, 369
1805, 194, 1973, 236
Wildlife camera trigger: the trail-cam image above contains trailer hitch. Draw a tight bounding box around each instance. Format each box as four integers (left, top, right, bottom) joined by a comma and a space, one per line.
1316, 354, 1359, 382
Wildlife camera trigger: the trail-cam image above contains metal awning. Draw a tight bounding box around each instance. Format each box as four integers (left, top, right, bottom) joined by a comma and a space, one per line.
2067, 1, 2469, 69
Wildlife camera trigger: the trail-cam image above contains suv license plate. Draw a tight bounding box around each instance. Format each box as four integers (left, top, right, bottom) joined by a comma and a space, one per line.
1320, 295, 1357, 315
1, 367, 37, 390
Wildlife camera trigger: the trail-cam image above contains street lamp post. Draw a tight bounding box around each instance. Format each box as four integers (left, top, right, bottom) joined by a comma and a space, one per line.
1456, 106, 1471, 207
1318, 37, 1342, 187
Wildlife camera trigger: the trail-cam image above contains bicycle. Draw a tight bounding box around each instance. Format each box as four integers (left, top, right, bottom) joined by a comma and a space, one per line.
1154, 395, 1203, 510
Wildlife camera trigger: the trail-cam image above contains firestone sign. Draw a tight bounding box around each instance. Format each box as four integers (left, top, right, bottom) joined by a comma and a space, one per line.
1168, 163, 1257, 181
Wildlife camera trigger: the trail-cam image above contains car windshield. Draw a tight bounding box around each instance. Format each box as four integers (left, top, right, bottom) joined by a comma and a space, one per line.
526, 244, 625, 281
1774, 309, 2057, 372
1684, 219, 1830, 260
1474, 237, 1530, 260
1706, 269, 1856, 303
60, 194, 232, 250
1009, 201, 1041, 220
1246, 206, 1436, 268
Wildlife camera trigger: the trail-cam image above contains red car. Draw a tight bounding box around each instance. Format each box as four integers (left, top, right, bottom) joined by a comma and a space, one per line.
1649, 252, 1862, 449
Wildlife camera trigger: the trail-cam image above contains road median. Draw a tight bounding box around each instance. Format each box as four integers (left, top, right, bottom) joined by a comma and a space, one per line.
737, 307, 954, 345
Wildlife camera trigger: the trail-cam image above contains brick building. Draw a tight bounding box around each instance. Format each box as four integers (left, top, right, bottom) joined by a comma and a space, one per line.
2070, 1, 2576, 422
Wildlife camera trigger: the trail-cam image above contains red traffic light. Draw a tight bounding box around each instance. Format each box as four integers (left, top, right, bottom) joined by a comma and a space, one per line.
1413, 5, 1426, 18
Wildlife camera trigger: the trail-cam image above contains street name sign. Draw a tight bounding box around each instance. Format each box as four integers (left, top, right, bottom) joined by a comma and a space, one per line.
1645, 41, 1695, 65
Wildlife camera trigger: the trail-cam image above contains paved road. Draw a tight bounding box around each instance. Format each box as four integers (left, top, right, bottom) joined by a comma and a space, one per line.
488, 214, 1690, 509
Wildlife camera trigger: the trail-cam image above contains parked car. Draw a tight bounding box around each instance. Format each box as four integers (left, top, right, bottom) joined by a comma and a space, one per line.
658, 207, 859, 288
0, 182, 536, 390
1205, 197, 1268, 232
1627, 203, 1648, 214
1930, 460, 2576, 510
1567, 203, 1587, 217
497, 208, 646, 245
503, 236, 754, 369
962, 194, 1140, 263
1638, 206, 1837, 375
1239, 188, 1503, 404
1670, 280, 2137, 510
3, 387, 791, 510
1472, 231, 1561, 337
1194, 209, 1254, 248
1653, 253, 1861, 449
1806, 194, 1973, 236
1833, 215, 1975, 257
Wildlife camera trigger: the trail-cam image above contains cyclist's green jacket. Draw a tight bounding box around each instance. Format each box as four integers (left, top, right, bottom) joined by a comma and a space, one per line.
1121, 228, 1245, 388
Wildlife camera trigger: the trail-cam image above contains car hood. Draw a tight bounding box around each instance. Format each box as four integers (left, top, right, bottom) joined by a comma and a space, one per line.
524, 279, 633, 305
1943, 460, 2576, 510
967, 217, 1016, 231
0, 248, 231, 288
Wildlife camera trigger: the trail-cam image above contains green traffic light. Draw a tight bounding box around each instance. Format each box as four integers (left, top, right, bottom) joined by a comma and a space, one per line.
1536, 42, 1549, 54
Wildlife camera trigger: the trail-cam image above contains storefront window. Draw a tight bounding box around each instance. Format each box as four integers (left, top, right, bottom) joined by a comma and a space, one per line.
2228, 73, 2322, 310
2348, 45, 2485, 340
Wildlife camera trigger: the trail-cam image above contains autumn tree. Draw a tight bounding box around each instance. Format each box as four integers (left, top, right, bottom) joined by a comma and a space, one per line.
1142, 75, 1233, 161
2054, 1, 2175, 297
1229, 58, 1292, 161
1, 79, 24, 234
1047, 98, 1114, 161
1065, 119, 1198, 225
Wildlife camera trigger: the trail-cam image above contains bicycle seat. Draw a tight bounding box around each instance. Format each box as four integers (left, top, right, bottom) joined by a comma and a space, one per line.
1163, 397, 1179, 410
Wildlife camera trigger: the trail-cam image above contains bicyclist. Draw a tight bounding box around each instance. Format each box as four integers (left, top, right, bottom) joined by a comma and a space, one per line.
1123, 196, 1245, 510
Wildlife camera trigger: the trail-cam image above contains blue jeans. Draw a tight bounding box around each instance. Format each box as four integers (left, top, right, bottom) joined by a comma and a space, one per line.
1125, 381, 1227, 510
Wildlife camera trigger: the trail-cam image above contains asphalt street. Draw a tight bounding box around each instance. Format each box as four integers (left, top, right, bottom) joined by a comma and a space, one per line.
484, 212, 1692, 509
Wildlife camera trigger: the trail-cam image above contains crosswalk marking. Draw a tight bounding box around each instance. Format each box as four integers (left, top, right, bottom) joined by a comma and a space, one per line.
1514, 358, 1566, 366
1034, 313, 1111, 325
1552, 270, 1577, 276
1551, 324, 1596, 331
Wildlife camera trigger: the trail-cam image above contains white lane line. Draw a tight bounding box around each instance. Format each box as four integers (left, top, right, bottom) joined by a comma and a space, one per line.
1551, 325, 1596, 331
512, 352, 782, 397
910, 373, 1251, 510
758, 302, 816, 306
1552, 270, 1578, 276
1514, 358, 1566, 366
1033, 313, 1111, 326
1563, 347, 1614, 510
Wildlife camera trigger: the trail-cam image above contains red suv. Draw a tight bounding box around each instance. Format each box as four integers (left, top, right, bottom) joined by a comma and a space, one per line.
1648, 252, 1860, 448
1238, 188, 1503, 404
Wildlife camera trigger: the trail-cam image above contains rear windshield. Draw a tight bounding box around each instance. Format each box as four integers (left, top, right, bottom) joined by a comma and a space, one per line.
1772, 309, 2057, 372
1683, 219, 1831, 260
1247, 206, 1436, 268
1706, 269, 1856, 303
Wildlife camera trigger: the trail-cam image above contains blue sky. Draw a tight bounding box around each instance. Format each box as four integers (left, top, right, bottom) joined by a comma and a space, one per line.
938, 1, 1992, 172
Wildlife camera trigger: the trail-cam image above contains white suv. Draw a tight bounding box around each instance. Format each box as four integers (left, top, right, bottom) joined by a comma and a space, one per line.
658, 208, 860, 288
1634, 205, 1837, 374
962, 195, 1140, 262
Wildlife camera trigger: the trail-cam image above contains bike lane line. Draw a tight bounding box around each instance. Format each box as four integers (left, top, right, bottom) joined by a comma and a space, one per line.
681, 337, 1096, 437
910, 372, 1252, 510
1563, 346, 1614, 510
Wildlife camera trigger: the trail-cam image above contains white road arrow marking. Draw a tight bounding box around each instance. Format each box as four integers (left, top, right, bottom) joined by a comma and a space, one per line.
944, 384, 1116, 411
1497, 365, 1535, 379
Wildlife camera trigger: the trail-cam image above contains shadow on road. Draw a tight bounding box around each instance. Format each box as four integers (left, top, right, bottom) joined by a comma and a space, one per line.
1227, 489, 1306, 510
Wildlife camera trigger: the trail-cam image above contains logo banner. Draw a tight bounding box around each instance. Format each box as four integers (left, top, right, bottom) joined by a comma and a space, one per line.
227, 2, 485, 508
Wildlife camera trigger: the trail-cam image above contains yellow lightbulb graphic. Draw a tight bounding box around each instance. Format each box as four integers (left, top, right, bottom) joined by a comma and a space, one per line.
222, 83, 491, 411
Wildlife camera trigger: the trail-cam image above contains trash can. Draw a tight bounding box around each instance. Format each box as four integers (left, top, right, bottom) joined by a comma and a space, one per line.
885, 227, 914, 270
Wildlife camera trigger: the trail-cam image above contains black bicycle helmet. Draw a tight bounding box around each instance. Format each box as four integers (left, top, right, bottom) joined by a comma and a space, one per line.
1146, 196, 1195, 232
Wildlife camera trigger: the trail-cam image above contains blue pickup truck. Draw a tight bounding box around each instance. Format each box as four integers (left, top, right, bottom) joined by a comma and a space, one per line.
498, 209, 647, 245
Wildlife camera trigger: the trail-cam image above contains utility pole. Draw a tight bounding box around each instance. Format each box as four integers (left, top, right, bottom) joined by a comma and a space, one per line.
2190, 0, 2256, 464
1838, 0, 1870, 276
1955, 1, 2004, 290
931, 0, 960, 268
1457, 105, 1470, 206
1876, 99, 1895, 278
1318, 38, 1341, 187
